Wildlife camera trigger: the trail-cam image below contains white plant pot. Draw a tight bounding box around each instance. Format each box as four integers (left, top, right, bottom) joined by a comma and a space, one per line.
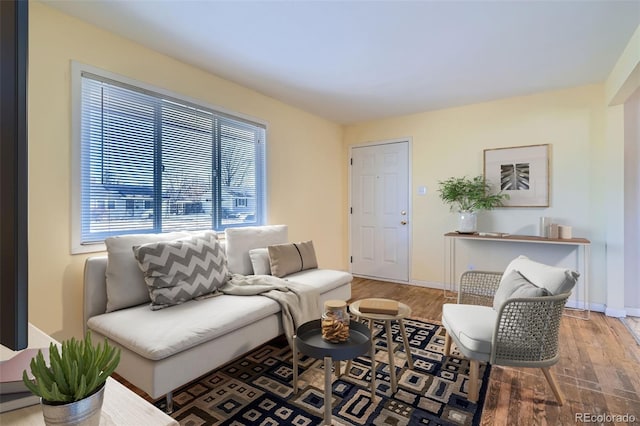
458, 211, 477, 233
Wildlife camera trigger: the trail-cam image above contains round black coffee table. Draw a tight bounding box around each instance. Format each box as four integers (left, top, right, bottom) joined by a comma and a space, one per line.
292, 319, 375, 426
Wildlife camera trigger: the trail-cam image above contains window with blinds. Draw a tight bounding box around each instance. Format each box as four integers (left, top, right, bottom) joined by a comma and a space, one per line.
78, 70, 266, 245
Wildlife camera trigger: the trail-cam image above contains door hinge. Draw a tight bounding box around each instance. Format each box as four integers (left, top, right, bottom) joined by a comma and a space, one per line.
350, 256, 353, 263
350, 158, 353, 165
350, 207, 352, 214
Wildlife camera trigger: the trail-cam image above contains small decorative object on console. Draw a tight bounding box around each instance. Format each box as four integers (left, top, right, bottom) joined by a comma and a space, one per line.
359, 299, 399, 315
558, 225, 572, 239
477, 232, 510, 237
321, 300, 350, 343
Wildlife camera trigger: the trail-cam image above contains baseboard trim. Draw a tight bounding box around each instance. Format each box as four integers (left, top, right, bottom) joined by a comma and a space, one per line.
604, 306, 627, 318
351, 275, 447, 290
564, 300, 605, 313
351, 274, 410, 286
624, 307, 640, 317
407, 279, 446, 290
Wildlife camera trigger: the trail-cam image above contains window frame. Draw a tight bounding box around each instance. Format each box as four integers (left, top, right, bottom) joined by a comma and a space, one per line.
71, 62, 268, 254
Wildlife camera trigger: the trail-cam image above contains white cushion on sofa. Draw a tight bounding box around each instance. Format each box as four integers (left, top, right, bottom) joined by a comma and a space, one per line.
249, 248, 272, 275
104, 231, 190, 312
285, 269, 353, 293
225, 225, 288, 275
88, 294, 280, 361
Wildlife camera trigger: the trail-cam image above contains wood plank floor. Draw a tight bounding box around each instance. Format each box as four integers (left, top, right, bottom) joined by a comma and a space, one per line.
116, 277, 640, 425
350, 277, 640, 425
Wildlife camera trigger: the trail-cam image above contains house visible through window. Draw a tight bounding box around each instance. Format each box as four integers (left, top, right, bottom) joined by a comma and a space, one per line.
77, 68, 266, 245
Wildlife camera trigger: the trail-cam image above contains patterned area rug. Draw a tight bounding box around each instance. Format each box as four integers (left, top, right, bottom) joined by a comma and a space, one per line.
157, 318, 490, 425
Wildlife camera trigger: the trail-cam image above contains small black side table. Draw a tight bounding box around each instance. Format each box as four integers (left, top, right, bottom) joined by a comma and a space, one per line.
292, 319, 375, 426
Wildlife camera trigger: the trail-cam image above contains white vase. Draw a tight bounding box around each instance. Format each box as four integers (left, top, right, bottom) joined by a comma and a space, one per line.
458, 211, 477, 233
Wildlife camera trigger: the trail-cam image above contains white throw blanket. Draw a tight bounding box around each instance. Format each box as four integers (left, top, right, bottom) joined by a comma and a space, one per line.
218, 274, 321, 346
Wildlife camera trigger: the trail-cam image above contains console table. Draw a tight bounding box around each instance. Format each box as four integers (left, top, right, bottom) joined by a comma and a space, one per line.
444, 232, 591, 319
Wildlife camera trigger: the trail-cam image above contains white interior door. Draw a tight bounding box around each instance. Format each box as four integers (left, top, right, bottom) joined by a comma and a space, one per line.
350, 141, 409, 282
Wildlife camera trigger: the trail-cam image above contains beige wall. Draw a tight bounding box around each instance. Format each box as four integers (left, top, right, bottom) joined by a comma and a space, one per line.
344, 85, 608, 308
28, 3, 347, 341
28, 4, 639, 341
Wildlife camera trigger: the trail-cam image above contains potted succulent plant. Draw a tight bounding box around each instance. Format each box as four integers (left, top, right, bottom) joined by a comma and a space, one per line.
22, 332, 120, 426
437, 175, 509, 233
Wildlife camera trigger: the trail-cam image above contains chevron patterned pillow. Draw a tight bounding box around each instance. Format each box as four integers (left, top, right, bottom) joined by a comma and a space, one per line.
133, 231, 228, 310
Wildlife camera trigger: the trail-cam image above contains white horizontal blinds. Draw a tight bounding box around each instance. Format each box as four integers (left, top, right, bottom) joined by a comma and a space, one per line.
81, 76, 157, 242
219, 116, 264, 226
161, 101, 214, 232
79, 70, 266, 244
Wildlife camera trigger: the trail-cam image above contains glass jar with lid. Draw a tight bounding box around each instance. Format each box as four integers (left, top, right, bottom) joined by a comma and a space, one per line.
321, 300, 350, 343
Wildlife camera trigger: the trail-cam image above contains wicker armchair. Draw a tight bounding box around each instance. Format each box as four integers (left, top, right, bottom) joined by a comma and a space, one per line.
442, 257, 579, 406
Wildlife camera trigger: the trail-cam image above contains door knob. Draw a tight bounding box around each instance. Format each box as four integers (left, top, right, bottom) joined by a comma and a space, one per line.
400, 220, 407, 225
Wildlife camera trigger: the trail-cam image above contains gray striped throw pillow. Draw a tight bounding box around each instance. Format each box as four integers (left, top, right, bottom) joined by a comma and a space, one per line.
133, 231, 228, 310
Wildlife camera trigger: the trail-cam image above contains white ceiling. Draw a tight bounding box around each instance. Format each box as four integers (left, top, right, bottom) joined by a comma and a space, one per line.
45, 0, 640, 124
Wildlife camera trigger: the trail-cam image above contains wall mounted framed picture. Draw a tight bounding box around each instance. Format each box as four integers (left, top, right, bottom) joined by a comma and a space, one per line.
483, 144, 549, 207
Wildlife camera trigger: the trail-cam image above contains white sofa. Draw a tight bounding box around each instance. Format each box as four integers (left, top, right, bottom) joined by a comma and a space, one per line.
83, 225, 352, 411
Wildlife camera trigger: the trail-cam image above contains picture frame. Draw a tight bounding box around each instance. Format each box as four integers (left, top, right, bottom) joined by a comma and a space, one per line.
483, 144, 549, 207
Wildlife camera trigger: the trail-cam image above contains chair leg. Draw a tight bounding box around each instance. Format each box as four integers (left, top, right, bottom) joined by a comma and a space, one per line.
541, 367, 565, 406
468, 359, 479, 403
444, 331, 452, 356
165, 392, 173, 414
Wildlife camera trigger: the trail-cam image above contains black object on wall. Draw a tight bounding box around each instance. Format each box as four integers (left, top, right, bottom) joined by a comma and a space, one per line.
0, 0, 29, 351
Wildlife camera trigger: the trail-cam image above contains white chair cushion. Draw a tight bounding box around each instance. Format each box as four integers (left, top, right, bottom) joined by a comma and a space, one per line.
225, 225, 288, 275
442, 303, 496, 360
503, 255, 579, 295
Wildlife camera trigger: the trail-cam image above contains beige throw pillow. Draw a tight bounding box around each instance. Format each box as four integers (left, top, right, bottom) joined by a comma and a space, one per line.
268, 240, 318, 278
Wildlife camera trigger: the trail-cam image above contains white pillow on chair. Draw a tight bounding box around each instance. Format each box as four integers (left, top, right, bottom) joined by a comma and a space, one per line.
493, 270, 549, 310
502, 255, 579, 295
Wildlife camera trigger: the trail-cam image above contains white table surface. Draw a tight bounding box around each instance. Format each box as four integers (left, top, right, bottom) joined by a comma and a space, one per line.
1, 324, 177, 426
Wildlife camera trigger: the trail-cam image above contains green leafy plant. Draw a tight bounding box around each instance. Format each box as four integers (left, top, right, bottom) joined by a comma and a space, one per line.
22, 332, 120, 403
438, 175, 509, 212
